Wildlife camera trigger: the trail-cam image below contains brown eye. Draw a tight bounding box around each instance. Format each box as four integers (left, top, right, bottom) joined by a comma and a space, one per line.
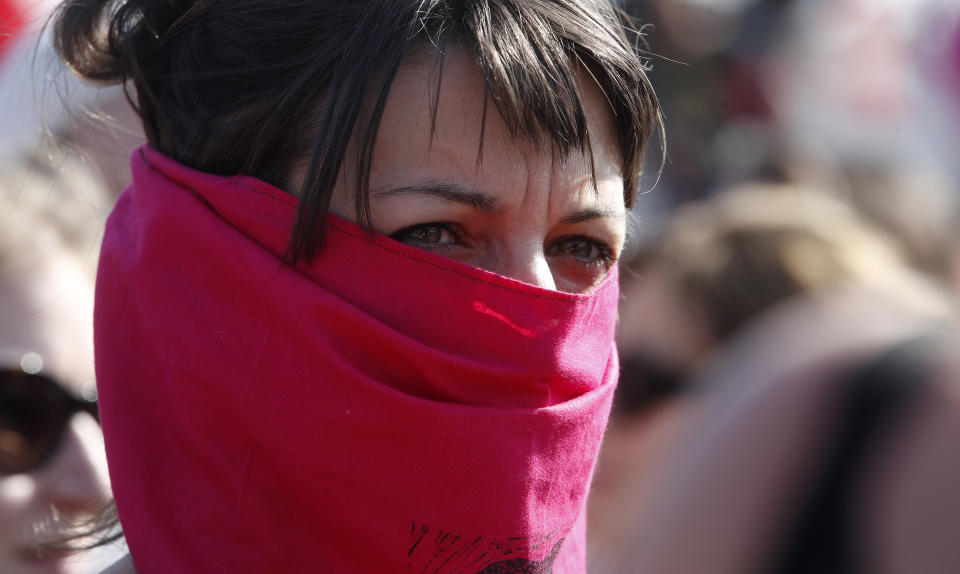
407, 226, 443, 243
389, 223, 459, 250
560, 239, 598, 259
549, 236, 614, 266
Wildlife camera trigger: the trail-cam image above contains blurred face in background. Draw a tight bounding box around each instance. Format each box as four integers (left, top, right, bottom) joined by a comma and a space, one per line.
0, 243, 110, 574
618, 264, 714, 375
767, 0, 960, 172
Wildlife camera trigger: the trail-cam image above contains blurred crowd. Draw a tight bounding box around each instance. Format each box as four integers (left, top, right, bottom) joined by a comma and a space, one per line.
2, 3, 133, 573
3, 0, 960, 572
594, 0, 960, 572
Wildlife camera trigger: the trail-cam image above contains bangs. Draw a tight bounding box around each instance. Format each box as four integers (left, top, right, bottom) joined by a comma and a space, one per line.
54, 0, 661, 263
420, 0, 661, 200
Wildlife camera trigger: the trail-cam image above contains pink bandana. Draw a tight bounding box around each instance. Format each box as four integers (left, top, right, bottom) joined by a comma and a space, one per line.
95, 147, 619, 573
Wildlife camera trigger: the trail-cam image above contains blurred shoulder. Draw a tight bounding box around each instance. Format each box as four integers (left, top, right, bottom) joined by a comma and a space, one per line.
100, 554, 137, 574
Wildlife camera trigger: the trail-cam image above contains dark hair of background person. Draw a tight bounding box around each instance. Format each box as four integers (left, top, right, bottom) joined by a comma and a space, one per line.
612, 186, 943, 416
640, 185, 935, 341
52, 0, 663, 264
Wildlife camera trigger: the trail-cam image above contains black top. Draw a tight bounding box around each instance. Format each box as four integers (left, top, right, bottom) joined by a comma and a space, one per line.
767, 334, 943, 574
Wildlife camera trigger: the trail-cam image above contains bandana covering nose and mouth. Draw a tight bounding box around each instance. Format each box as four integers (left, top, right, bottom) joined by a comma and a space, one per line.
95, 146, 620, 573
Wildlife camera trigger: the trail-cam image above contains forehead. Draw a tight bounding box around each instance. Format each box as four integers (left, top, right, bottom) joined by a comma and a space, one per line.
0, 256, 95, 395
369, 47, 626, 208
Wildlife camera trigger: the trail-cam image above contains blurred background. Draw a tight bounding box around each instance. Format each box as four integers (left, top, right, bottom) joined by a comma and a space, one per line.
2, 2, 130, 573
4, 0, 960, 573
625, 0, 960, 257
597, 1, 960, 572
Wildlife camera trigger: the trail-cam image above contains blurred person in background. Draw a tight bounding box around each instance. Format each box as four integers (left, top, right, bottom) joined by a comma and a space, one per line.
0, 146, 119, 574
623, 0, 960, 290
609, 285, 960, 574
765, 0, 960, 183
619, 184, 948, 372
590, 5, 960, 551
763, 0, 960, 288
0, 0, 145, 195
588, 183, 954, 572
592, 184, 960, 573
48, 0, 663, 572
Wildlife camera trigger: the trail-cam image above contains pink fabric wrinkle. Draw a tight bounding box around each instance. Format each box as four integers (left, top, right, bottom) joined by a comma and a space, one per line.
473, 301, 541, 338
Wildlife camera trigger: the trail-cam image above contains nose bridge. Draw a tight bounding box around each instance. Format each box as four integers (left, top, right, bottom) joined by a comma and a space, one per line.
34, 413, 110, 513
494, 239, 555, 291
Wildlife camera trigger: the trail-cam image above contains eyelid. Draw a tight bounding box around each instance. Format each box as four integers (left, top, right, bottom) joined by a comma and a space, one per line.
548, 234, 618, 266
551, 234, 616, 256
389, 222, 466, 245
390, 224, 618, 265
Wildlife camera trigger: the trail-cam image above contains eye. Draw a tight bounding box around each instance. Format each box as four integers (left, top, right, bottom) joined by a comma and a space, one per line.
389, 223, 460, 250
548, 236, 615, 267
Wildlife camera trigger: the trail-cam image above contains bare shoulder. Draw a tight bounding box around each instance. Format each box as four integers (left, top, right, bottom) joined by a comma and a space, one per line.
100, 554, 138, 574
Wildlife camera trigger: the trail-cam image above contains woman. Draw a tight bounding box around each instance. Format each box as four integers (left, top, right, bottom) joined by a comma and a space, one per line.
0, 149, 118, 574
52, 1, 662, 572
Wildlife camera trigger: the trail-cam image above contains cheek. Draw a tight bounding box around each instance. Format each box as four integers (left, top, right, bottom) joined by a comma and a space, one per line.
70, 416, 111, 491
0, 474, 38, 539
548, 259, 612, 294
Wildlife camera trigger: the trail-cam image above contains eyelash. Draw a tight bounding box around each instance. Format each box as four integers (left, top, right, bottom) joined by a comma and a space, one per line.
549, 235, 616, 268
390, 223, 616, 267
389, 222, 464, 253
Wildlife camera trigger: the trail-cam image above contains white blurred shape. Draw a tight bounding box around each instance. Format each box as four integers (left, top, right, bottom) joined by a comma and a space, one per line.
18, 352, 43, 375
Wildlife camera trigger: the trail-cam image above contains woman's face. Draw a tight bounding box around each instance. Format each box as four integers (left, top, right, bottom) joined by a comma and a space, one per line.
0, 251, 111, 574
325, 48, 627, 294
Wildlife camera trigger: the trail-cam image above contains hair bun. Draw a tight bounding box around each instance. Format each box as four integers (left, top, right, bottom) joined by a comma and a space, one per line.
53, 0, 202, 83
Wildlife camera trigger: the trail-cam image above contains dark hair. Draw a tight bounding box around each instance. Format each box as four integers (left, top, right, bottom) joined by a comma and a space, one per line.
644, 185, 915, 339
53, 0, 662, 263
40, 500, 123, 555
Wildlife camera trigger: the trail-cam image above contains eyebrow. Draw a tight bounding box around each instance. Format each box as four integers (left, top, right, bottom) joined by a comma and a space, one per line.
372, 182, 501, 213
372, 181, 625, 223
560, 207, 625, 225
